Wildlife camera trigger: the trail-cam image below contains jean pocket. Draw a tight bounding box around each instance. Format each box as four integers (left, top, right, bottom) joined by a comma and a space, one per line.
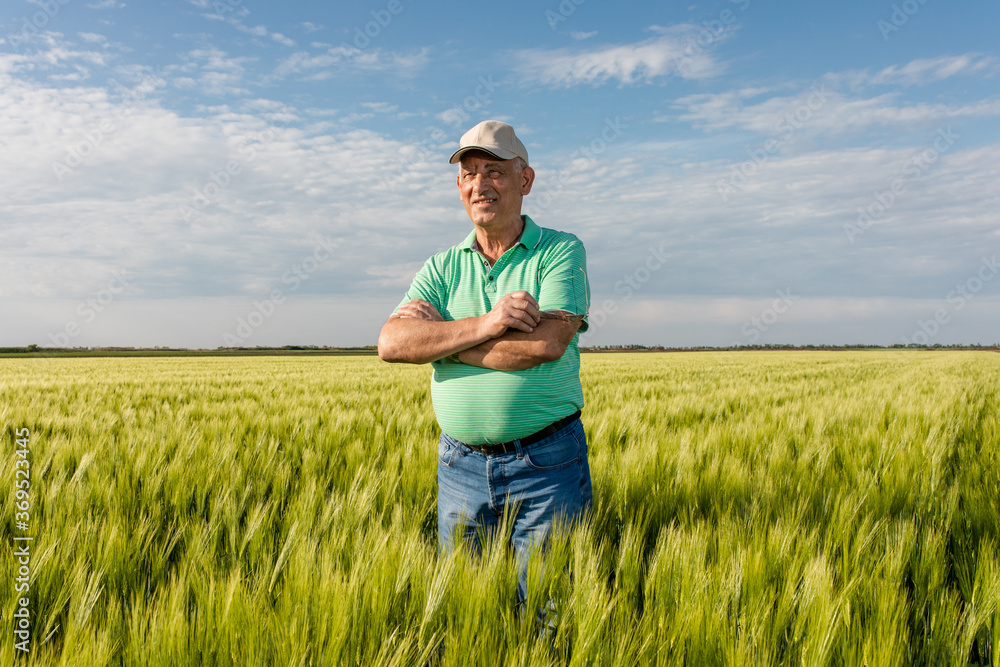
438, 435, 457, 467
523, 431, 579, 471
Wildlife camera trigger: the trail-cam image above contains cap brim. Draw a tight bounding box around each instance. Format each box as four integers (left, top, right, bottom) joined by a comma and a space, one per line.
448, 145, 519, 164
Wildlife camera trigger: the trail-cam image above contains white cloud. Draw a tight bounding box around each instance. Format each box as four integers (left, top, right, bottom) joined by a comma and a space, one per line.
187, 1, 296, 48
515, 25, 729, 87
167, 48, 253, 96
272, 50, 339, 77
3, 32, 110, 73
361, 102, 399, 114
365, 262, 426, 289
674, 57, 1000, 137
680, 89, 877, 132
78, 32, 108, 45
8, 296, 390, 348
845, 54, 997, 88
272, 46, 429, 80
570, 31, 597, 41
240, 98, 294, 113
0, 33, 119, 83
238, 24, 267, 37
578, 295, 1000, 347
514, 129, 1000, 317
3, 36, 998, 347
0, 60, 465, 309
348, 47, 429, 73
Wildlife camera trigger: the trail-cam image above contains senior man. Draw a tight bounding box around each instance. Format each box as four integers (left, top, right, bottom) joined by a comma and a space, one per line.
378, 120, 591, 603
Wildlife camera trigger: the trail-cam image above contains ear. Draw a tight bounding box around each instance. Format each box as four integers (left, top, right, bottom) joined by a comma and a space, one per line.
520, 166, 535, 196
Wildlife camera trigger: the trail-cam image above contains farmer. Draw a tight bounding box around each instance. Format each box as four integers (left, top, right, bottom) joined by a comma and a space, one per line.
377, 119, 592, 604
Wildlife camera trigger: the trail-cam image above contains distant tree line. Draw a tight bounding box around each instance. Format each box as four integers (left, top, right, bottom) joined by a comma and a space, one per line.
3, 343, 997, 355
580, 343, 999, 352
0, 345, 379, 355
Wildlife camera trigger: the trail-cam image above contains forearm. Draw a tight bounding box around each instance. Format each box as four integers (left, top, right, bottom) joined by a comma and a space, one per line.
378, 315, 490, 364
458, 319, 579, 371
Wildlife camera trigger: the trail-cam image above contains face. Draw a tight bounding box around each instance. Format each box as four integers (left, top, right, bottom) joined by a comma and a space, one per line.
457, 152, 534, 229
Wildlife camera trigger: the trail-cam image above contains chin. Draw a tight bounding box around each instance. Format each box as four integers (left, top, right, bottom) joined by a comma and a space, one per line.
471, 213, 497, 226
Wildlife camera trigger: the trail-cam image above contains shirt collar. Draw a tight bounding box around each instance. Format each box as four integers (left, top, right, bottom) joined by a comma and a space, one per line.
461, 215, 542, 252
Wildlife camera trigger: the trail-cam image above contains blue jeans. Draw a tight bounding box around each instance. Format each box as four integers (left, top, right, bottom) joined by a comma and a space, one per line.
437, 417, 592, 603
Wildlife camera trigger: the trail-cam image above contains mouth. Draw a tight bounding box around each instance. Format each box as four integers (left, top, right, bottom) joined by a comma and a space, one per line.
472, 197, 497, 206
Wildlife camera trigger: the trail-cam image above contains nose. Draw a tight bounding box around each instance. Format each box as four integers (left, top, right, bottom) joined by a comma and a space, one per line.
470, 174, 493, 196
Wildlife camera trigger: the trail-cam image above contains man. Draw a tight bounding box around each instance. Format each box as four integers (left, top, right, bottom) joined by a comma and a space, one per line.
378, 119, 591, 604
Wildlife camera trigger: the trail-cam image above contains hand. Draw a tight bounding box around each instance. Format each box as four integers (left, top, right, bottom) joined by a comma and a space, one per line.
479, 291, 541, 338
397, 299, 444, 321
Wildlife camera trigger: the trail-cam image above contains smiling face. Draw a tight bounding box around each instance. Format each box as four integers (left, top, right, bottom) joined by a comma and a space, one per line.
457, 151, 535, 230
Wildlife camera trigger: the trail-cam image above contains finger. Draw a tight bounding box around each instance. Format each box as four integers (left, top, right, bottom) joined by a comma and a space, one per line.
413, 299, 443, 316
507, 291, 539, 307
398, 305, 431, 320
506, 310, 537, 332
512, 299, 541, 324
397, 304, 419, 316
401, 300, 443, 321
522, 300, 541, 322
500, 301, 538, 325
505, 316, 534, 333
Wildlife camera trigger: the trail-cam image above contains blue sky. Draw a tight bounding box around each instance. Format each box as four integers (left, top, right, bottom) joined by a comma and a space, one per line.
2, 0, 998, 348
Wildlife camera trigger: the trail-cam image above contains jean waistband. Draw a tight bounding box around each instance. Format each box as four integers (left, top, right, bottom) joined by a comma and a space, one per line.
459, 410, 582, 456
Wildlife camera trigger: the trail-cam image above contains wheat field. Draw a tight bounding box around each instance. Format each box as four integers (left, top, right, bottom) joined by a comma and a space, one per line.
2, 351, 998, 665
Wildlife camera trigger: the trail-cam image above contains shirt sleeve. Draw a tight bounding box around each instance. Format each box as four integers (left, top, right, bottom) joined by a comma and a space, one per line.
393, 256, 446, 316
537, 235, 590, 333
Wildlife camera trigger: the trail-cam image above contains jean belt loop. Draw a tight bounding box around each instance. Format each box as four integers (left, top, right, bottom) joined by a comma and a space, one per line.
514, 439, 524, 459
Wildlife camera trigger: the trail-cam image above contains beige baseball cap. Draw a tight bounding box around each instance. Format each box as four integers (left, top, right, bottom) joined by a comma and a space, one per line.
448, 120, 529, 166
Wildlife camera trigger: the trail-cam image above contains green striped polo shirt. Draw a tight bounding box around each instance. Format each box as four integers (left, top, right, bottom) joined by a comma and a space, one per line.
395, 215, 590, 444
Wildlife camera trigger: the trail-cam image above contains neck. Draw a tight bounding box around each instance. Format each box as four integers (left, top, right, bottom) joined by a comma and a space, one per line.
474, 216, 524, 263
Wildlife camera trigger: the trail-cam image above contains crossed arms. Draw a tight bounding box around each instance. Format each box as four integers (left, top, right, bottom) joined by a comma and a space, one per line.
377, 290, 581, 371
